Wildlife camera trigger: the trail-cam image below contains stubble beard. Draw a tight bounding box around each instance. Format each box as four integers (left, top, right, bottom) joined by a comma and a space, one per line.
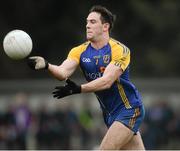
86, 35, 95, 42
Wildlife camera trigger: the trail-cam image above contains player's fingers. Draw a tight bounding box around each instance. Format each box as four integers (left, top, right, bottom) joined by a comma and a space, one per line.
53, 93, 64, 99
27, 58, 36, 69
52, 88, 64, 95
52, 91, 58, 95
29, 56, 41, 60
53, 94, 59, 98
57, 95, 65, 99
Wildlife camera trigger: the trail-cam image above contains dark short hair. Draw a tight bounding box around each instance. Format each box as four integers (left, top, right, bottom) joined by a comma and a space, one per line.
89, 5, 116, 31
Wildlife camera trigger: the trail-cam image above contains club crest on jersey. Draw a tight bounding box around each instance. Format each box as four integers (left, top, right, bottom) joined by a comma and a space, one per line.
103, 55, 110, 64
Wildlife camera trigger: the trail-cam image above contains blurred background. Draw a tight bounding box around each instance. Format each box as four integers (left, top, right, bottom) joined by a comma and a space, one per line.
0, 0, 180, 149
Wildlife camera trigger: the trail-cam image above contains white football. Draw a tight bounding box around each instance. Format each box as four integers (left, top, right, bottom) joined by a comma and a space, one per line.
3, 30, 33, 60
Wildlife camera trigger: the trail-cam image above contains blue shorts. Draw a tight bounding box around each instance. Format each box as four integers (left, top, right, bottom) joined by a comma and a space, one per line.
103, 105, 145, 133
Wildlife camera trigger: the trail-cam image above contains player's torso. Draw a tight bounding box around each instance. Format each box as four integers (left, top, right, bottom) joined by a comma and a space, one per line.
80, 43, 111, 82
75, 41, 142, 115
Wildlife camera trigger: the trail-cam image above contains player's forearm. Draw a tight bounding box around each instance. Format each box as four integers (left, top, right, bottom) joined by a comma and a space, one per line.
48, 64, 67, 81
81, 76, 113, 93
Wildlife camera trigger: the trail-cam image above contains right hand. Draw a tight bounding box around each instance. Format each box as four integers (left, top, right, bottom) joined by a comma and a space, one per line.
27, 56, 49, 70
52, 79, 81, 99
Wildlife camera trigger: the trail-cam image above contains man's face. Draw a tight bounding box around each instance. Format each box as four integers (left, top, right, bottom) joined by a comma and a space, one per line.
86, 12, 104, 41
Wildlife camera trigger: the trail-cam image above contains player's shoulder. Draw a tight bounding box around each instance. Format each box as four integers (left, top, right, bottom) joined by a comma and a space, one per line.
68, 41, 90, 62
109, 38, 129, 50
71, 41, 90, 52
109, 38, 130, 55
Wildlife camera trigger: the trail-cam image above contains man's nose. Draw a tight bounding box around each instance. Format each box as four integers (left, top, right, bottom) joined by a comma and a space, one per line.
86, 22, 90, 29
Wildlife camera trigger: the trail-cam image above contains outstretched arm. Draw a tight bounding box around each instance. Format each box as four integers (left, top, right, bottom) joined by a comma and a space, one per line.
48, 59, 78, 81
28, 56, 78, 81
52, 63, 123, 99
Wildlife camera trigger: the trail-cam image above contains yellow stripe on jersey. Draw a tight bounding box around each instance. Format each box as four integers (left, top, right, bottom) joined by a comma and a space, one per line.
67, 41, 90, 64
129, 108, 140, 129
117, 82, 132, 109
109, 38, 130, 71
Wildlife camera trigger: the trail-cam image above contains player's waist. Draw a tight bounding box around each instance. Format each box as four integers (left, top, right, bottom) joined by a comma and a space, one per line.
98, 96, 142, 114
102, 101, 143, 116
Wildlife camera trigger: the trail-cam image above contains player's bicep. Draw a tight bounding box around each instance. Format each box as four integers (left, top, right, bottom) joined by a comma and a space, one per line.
103, 63, 123, 82
58, 59, 78, 77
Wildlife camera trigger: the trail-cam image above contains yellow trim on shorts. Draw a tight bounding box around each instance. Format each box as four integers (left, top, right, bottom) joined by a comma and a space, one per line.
129, 108, 140, 129
117, 82, 132, 109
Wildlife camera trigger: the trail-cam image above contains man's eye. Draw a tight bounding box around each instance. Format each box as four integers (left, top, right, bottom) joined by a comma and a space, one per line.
91, 20, 96, 24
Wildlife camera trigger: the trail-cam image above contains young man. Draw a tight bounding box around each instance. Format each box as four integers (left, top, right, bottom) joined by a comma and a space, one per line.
28, 5, 145, 150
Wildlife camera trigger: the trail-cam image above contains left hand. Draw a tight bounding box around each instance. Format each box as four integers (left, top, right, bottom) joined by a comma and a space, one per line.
27, 56, 49, 70
52, 79, 81, 99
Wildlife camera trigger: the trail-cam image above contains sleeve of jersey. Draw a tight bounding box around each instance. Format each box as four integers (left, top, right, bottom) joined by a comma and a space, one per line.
67, 46, 83, 64
110, 45, 130, 71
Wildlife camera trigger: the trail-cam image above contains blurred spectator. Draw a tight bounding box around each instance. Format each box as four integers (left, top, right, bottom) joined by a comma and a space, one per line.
1, 94, 180, 149
36, 104, 79, 149
141, 100, 175, 149
0, 92, 32, 149
13, 92, 32, 149
78, 107, 93, 149
0, 104, 16, 149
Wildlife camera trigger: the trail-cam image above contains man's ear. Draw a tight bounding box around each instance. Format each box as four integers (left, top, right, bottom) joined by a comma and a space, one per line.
103, 23, 110, 32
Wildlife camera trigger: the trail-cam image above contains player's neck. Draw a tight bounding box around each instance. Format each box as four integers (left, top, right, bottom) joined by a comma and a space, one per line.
91, 34, 109, 50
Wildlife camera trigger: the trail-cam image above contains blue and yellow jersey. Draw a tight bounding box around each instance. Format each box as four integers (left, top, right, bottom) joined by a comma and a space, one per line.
68, 38, 142, 114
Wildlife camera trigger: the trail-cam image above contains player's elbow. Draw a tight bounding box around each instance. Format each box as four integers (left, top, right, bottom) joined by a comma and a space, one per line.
53, 68, 67, 81
102, 77, 113, 89
105, 83, 112, 89
102, 73, 118, 89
